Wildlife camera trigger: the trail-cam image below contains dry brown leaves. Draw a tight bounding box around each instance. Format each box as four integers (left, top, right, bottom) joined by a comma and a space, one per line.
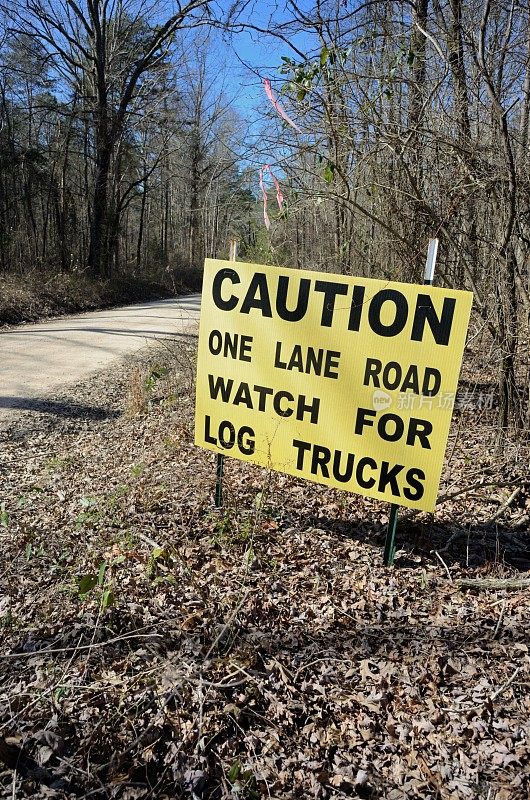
0, 339, 528, 799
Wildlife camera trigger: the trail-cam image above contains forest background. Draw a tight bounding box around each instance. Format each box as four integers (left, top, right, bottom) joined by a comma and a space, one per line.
0, 0, 529, 444
1, 4, 529, 795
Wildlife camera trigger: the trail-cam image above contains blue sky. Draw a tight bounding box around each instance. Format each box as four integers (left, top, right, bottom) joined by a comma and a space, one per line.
214, 11, 318, 174
215, 3, 317, 127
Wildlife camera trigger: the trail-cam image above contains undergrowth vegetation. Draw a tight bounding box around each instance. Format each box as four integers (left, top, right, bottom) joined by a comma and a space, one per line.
0, 266, 202, 326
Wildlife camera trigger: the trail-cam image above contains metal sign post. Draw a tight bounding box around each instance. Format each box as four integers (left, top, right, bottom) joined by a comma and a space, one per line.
215, 239, 238, 507
383, 239, 439, 566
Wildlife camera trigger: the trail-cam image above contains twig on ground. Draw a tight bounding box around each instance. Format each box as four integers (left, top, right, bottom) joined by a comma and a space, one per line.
137, 531, 164, 550
400, 478, 527, 521
491, 666, 522, 701
456, 578, 530, 590
437, 479, 527, 507
492, 599, 506, 639
185, 675, 248, 690
486, 487, 522, 523
1, 631, 163, 659
433, 550, 453, 582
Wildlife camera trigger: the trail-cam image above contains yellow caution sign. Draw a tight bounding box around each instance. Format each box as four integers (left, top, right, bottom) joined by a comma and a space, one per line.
195, 259, 473, 511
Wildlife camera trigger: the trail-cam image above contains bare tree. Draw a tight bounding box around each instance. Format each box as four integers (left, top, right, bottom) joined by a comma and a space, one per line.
3, 0, 211, 276
238, 0, 529, 437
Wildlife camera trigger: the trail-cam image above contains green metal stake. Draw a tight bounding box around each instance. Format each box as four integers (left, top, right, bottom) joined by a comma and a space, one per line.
214, 239, 238, 508
215, 452, 224, 507
382, 239, 438, 566
383, 503, 399, 566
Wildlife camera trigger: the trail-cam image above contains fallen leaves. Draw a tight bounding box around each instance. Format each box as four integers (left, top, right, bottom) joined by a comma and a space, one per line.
0, 341, 528, 798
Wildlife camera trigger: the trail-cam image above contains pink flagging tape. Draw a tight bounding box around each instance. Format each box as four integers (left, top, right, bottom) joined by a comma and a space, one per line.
260, 165, 284, 229
264, 78, 302, 134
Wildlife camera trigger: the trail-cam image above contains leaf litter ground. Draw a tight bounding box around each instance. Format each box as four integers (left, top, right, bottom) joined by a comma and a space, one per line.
0, 333, 528, 799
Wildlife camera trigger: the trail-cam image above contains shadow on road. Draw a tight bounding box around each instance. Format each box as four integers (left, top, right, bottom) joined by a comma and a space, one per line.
0, 396, 120, 420
2, 327, 199, 340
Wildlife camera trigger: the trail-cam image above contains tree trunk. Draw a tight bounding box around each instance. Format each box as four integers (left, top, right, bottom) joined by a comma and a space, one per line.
137, 175, 148, 272
408, 0, 428, 177
189, 128, 202, 267
87, 141, 112, 277
447, 0, 476, 288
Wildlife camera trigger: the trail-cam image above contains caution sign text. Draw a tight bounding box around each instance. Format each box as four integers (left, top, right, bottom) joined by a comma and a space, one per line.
194, 260, 473, 511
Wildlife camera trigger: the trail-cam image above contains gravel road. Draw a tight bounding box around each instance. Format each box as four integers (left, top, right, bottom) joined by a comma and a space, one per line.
0, 295, 200, 420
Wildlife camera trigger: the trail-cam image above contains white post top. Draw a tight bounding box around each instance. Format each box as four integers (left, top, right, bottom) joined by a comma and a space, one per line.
424, 238, 439, 283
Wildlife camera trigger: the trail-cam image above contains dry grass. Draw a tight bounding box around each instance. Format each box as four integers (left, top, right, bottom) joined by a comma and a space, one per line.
125, 366, 150, 416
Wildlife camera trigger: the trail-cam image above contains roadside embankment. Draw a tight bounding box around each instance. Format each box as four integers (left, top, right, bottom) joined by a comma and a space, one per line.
0, 268, 201, 326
